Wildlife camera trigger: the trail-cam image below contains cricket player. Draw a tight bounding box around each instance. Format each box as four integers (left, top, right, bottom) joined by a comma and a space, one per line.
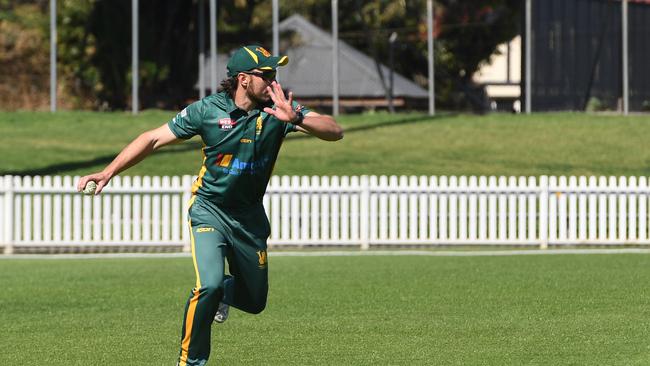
77, 45, 343, 366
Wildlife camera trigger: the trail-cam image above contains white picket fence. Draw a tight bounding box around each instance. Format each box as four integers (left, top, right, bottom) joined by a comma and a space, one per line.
2, 175, 650, 254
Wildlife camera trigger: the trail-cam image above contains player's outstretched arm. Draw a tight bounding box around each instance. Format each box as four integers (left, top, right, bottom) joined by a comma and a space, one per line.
263, 81, 343, 142
295, 111, 343, 141
76, 123, 181, 195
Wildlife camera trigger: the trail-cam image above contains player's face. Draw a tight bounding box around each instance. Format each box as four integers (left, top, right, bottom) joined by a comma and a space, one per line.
242, 69, 276, 104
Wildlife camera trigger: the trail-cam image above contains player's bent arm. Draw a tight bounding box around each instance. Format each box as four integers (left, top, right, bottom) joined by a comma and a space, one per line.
294, 111, 344, 141
103, 123, 181, 176
77, 124, 182, 194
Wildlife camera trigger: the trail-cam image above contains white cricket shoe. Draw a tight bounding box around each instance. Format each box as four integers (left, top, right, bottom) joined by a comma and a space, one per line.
214, 302, 229, 323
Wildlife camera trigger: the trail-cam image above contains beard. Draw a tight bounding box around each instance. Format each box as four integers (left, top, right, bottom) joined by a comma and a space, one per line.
246, 86, 271, 105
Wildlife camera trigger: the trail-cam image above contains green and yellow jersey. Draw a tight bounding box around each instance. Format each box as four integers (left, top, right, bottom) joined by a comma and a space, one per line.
168, 91, 310, 209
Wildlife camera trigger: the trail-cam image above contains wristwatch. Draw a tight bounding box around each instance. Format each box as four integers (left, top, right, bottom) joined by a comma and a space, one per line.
292, 111, 305, 126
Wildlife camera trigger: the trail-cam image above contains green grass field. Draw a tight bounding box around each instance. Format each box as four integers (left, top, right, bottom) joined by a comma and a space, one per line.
3, 112, 650, 365
1, 253, 649, 365
2, 111, 650, 177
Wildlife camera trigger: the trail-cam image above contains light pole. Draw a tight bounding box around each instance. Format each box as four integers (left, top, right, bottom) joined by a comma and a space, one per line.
525, 0, 532, 114
273, 0, 279, 55
622, 0, 629, 115
132, 0, 139, 114
50, 0, 57, 112
198, 0, 205, 99
209, 0, 217, 94
332, 0, 339, 116
427, 0, 435, 116
388, 32, 398, 113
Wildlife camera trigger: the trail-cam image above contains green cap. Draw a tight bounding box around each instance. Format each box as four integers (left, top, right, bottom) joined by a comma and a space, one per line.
226, 45, 289, 77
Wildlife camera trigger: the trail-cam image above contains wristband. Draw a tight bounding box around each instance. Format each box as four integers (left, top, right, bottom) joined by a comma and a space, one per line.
292, 111, 305, 126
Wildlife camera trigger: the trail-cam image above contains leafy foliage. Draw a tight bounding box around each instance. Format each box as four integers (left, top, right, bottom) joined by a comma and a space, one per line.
0, 3, 50, 110
1, 0, 521, 111
435, 0, 522, 110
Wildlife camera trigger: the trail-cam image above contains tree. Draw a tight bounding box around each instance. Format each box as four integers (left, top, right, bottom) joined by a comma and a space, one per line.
434, 0, 522, 110
0, 2, 50, 110
1, 0, 521, 111
278, 0, 521, 111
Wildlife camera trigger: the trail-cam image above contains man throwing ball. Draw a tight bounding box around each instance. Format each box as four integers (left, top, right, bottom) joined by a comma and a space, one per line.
77, 45, 343, 366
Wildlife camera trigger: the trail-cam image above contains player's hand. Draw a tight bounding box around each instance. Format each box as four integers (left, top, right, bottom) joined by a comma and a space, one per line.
77, 172, 111, 195
263, 81, 298, 123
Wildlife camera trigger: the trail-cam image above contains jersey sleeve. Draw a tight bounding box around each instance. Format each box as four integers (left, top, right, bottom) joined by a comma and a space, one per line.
283, 101, 312, 136
167, 100, 204, 139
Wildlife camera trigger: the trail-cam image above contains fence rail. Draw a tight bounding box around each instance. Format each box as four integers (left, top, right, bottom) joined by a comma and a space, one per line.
2, 175, 650, 254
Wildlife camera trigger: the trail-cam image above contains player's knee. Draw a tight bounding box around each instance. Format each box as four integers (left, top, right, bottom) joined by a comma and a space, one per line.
201, 282, 225, 299
248, 301, 266, 314
248, 294, 267, 314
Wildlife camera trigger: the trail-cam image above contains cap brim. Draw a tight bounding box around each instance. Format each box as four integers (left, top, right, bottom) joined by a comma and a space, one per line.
258, 55, 289, 71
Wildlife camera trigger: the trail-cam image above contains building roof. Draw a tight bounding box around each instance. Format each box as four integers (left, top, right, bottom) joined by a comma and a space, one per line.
197, 14, 428, 99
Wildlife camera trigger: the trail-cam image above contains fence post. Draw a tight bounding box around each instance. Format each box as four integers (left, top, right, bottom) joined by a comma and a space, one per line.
3, 175, 14, 255
360, 175, 370, 250
539, 175, 549, 249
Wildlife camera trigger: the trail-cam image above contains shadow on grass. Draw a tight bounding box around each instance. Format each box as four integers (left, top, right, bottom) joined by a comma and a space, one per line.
2, 113, 449, 176
1, 142, 204, 176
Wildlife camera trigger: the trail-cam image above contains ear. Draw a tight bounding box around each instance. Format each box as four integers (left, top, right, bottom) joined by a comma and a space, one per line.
238, 73, 248, 87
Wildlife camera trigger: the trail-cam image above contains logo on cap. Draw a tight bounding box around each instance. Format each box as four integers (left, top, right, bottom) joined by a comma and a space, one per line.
256, 47, 271, 57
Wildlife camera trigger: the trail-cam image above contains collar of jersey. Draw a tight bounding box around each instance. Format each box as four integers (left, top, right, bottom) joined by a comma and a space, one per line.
218, 91, 240, 114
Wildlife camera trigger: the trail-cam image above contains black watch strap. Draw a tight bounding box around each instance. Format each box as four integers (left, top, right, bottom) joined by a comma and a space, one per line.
292, 111, 305, 126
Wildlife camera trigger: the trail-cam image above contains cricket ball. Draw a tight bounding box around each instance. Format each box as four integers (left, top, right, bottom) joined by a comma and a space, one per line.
82, 181, 97, 195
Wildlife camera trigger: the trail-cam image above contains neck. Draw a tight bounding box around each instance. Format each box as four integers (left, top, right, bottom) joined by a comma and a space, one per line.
233, 89, 256, 112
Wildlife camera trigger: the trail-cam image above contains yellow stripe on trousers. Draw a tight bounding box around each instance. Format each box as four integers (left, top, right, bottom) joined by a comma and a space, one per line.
179, 214, 201, 366
179, 288, 200, 366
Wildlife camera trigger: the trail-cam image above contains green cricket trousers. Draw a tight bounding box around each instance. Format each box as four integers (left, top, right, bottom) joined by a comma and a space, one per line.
178, 195, 270, 366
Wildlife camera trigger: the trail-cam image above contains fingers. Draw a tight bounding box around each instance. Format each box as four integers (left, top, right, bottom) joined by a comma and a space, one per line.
265, 82, 298, 123
267, 82, 294, 109
76, 177, 87, 191
77, 173, 108, 195
274, 82, 287, 102
266, 85, 280, 105
77, 175, 97, 191
95, 180, 106, 195
271, 81, 281, 95
269, 82, 288, 103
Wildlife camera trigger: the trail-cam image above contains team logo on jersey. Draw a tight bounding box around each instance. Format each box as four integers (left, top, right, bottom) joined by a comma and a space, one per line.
196, 227, 215, 233
256, 47, 271, 57
255, 116, 263, 135
294, 104, 303, 112
215, 154, 271, 176
219, 118, 236, 130
172, 108, 188, 125
216, 153, 233, 167
256, 250, 268, 268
